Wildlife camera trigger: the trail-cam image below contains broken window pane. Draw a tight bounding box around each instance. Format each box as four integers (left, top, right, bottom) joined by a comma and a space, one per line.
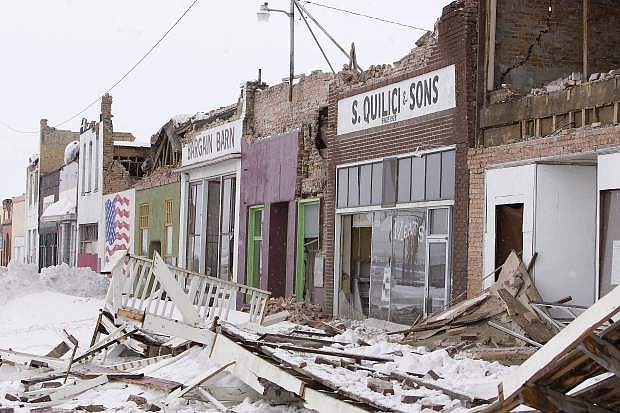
425, 153, 441, 200
337, 168, 348, 208
441, 150, 456, 199
411, 156, 426, 201
397, 157, 412, 203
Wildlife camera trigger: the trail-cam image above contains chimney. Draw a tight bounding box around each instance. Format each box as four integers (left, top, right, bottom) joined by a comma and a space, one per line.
101, 93, 113, 123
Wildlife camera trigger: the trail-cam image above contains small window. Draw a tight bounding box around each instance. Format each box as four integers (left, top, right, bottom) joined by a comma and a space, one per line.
348, 167, 360, 207
337, 168, 348, 208
371, 162, 383, 205
429, 208, 449, 235
411, 156, 426, 201
425, 153, 441, 200
440, 150, 456, 199
359, 164, 372, 206
139, 203, 150, 229
141, 228, 149, 256
397, 158, 412, 202
164, 199, 174, 226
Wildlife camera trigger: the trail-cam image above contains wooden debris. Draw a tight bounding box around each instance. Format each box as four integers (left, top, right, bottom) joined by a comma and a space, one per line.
247, 340, 394, 363
127, 394, 147, 406
76, 405, 106, 412
426, 370, 441, 380
401, 394, 422, 404
390, 371, 474, 406
367, 378, 394, 395
118, 377, 182, 392
44, 342, 70, 359
260, 310, 290, 326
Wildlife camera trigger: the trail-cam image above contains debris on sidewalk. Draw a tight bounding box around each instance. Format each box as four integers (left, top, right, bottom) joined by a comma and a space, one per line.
263, 296, 331, 324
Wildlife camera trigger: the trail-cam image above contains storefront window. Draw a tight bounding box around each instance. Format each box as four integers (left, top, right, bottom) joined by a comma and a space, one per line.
336, 149, 456, 209
219, 177, 236, 280
206, 180, 221, 276
296, 200, 321, 300
186, 182, 203, 272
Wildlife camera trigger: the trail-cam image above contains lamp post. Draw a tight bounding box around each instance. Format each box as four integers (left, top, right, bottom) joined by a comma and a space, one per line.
257, 2, 295, 102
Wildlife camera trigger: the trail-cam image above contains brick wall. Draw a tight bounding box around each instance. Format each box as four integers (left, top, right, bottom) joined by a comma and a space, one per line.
588, 0, 620, 76
39, 119, 80, 174
466, 124, 620, 295
323, 0, 479, 314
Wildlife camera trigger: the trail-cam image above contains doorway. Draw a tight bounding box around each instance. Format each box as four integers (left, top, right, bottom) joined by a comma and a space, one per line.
268, 202, 288, 298
495, 203, 524, 277
599, 189, 620, 298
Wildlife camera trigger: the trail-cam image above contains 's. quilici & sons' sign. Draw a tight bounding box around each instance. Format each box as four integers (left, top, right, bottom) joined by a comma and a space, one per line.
182, 119, 242, 167
337, 64, 456, 135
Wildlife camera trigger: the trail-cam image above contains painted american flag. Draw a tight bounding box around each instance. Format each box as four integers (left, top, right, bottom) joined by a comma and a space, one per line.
104, 194, 131, 264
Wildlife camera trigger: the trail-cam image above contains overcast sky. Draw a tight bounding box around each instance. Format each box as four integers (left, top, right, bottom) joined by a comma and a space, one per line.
0, 0, 449, 200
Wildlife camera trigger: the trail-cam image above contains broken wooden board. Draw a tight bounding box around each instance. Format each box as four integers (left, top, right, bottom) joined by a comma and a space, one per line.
117, 376, 182, 392
142, 313, 216, 347
496, 288, 554, 343
485, 285, 620, 412
165, 361, 235, 402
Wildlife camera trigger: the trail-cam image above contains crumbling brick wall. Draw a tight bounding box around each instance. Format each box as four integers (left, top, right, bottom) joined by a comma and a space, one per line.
467, 124, 620, 295
491, 0, 620, 93
323, 0, 479, 314
39, 120, 80, 174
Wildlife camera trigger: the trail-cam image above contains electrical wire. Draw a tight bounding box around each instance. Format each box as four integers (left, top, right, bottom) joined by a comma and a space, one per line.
0, 119, 38, 134
302, 0, 431, 32
0, 0, 200, 135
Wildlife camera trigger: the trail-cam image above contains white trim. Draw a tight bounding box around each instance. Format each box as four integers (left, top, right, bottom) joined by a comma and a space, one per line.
336, 145, 457, 169
332, 215, 342, 317
176, 153, 241, 173
336, 199, 453, 215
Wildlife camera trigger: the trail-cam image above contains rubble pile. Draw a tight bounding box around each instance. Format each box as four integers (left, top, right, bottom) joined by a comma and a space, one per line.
530, 68, 620, 95
263, 296, 331, 323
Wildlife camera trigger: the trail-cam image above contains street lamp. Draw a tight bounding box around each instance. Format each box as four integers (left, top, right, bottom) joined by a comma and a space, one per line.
257, 2, 295, 102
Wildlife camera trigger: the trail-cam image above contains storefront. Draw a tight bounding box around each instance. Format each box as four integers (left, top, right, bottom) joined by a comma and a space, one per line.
178, 118, 242, 281
334, 148, 456, 324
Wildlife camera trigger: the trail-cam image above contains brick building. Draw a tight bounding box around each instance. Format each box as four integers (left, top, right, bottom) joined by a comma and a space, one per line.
324, 1, 479, 321
76, 94, 148, 271
132, 118, 188, 265
238, 72, 331, 305
0, 199, 13, 266
467, 0, 620, 305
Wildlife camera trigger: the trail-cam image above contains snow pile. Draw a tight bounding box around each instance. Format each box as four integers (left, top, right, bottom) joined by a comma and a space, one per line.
0, 262, 109, 304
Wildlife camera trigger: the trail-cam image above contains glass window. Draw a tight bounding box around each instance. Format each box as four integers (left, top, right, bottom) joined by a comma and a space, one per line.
304, 203, 320, 238
411, 157, 426, 201
186, 182, 203, 272
337, 168, 348, 208
87, 142, 93, 192
381, 158, 397, 207
397, 158, 412, 203
429, 208, 449, 235
428, 242, 447, 312
205, 179, 221, 277
348, 167, 360, 207
219, 177, 236, 280
359, 164, 372, 206
141, 228, 149, 256
371, 163, 383, 205
425, 153, 441, 200
165, 225, 174, 256
247, 207, 264, 289
441, 150, 456, 199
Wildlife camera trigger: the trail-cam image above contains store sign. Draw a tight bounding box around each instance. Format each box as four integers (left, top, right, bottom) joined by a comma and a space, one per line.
337, 64, 456, 135
182, 120, 241, 167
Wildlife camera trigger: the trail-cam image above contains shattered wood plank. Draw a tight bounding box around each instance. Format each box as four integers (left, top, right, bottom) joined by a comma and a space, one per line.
196, 388, 227, 412
390, 371, 474, 406
31, 375, 109, 402
44, 342, 70, 359
73, 328, 138, 364
116, 308, 145, 323
578, 334, 620, 377
367, 378, 394, 395
522, 384, 616, 413
249, 340, 395, 362
258, 333, 353, 348
498, 285, 620, 410
260, 310, 289, 326
0, 349, 66, 370
69, 364, 145, 379
105, 354, 172, 371
497, 288, 554, 343
487, 321, 543, 348
118, 376, 182, 392
142, 313, 216, 347
166, 361, 235, 401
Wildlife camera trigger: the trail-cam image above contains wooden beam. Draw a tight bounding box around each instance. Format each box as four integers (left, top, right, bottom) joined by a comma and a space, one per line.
522, 384, 615, 413
582, 0, 589, 78
579, 334, 620, 377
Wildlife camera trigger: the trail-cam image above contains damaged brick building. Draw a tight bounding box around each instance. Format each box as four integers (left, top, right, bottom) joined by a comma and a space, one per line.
468, 0, 620, 305
325, 1, 479, 322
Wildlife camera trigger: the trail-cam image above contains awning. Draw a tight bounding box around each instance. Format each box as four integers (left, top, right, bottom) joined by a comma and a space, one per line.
41, 198, 76, 222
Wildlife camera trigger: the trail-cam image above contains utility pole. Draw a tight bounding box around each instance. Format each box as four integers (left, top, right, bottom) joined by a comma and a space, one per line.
289, 0, 294, 102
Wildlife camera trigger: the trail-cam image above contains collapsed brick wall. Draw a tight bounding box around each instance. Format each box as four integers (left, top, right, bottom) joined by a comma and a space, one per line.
492, 0, 620, 93
323, 0, 479, 314
39, 120, 80, 174
133, 166, 179, 191
250, 72, 332, 198
466, 124, 620, 295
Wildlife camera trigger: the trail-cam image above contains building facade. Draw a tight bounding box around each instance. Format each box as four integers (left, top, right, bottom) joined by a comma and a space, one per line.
324, 1, 478, 322
0, 199, 13, 266
76, 94, 147, 272
238, 72, 331, 305
25, 155, 39, 265
467, 0, 620, 305
11, 194, 25, 264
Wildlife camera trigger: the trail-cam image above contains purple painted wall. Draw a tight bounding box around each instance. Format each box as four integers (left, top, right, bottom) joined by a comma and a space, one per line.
239, 131, 298, 297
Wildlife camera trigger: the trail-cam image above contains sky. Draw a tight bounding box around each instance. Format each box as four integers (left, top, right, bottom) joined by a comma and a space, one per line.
0, 0, 450, 201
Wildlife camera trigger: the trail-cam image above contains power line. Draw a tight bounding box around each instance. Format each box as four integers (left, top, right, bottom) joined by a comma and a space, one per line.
54, 0, 200, 128
302, 1, 431, 32
0, 119, 38, 135
0, 0, 200, 135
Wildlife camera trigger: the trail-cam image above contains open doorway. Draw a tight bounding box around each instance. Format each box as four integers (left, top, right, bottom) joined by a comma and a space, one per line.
339, 213, 372, 319
495, 203, 523, 278
268, 202, 288, 298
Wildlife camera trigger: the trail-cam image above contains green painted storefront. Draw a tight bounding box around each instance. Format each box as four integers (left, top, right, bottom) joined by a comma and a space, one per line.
134, 181, 181, 264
